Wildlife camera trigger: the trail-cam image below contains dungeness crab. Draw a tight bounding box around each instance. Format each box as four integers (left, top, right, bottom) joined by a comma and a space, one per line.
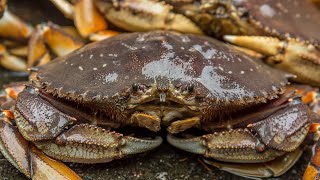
1, 31, 319, 179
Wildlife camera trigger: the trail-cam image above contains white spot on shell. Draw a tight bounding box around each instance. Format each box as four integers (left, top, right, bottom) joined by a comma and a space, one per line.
93, 68, 97, 70
250, 68, 254, 71
90, 54, 93, 59
102, 64, 107, 67
105, 73, 118, 83
78, 66, 83, 71
108, 54, 118, 57
100, 53, 104, 57
121, 42, 138, 50
228, 71, 233, 74
190, 45, 217, 59
240, 71, 245, 74
260, 4, 276, 17
197, 66, 254, 99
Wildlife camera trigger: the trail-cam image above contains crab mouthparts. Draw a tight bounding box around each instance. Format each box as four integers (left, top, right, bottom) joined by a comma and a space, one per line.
159, 92, 166, 102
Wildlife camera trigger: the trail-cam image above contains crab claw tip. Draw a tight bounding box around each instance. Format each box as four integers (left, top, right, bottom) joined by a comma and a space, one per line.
167, 134, 206, 155
121, 136, 162, 155
223, 35, 237, 43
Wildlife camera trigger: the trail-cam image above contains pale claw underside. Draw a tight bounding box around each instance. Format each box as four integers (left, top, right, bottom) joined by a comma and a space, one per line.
0, 117, 82, 180
204, 149, 303, 179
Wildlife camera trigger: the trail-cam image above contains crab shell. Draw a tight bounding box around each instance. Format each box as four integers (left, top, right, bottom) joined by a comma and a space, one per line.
7, 32, 316, 178
32, 31, 291, 124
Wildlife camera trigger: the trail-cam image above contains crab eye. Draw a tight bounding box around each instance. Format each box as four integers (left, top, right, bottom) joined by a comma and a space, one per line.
187, 84, 194, 93
132, 83, 139, 92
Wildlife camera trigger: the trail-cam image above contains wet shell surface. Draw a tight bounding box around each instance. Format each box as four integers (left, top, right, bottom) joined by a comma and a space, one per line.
36, 31, 289, 106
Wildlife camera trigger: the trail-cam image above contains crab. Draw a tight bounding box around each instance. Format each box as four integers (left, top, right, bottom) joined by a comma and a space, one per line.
0, 31, 320, 179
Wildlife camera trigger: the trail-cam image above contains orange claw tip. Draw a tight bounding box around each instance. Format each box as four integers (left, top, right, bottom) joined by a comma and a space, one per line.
5, 87, 18, 99
303, 165, 318, 180
2, 110, 14, 119
309, 123, 320, 133
302, 91, 317, 104
31, 146, 82, 180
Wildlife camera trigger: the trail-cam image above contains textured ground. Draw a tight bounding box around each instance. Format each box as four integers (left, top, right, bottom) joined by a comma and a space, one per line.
0, 0, 312, 179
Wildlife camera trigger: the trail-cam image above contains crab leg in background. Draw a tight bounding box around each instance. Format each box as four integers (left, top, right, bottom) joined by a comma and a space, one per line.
223, 35, 320, 86
0, 8, 33, 71
27, 22, 83, 67
49, 0, 119, 41
0, 0, 6, 18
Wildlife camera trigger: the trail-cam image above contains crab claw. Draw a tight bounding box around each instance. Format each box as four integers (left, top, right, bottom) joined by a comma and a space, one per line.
95, 0, 203, 34
121, 135, 163, 155
223, 35, 320, 86
167, 129, 285, 164
0, 114, 82, 179
34, 124, 163, 163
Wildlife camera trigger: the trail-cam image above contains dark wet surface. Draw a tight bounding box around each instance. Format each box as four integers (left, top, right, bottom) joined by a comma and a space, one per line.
0, 0, 312, 179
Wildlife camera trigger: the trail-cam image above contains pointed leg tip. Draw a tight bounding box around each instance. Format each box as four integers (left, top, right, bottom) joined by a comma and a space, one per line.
223, 35, 237, 43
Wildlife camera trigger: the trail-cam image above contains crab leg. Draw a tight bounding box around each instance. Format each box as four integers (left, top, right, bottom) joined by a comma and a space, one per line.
28, 22, 83, 67
0, 10, 33, 40
223, 35, 320, 86
0, 0, 6, 18
14, 86, 162, 163
167, 102, 314, 177
0, 43, 27, 71
0, 111, 82, 180
50, 0, 118, 41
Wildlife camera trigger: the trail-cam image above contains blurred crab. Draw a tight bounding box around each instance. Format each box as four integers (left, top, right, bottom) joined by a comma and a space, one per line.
1, 31, 320, 179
